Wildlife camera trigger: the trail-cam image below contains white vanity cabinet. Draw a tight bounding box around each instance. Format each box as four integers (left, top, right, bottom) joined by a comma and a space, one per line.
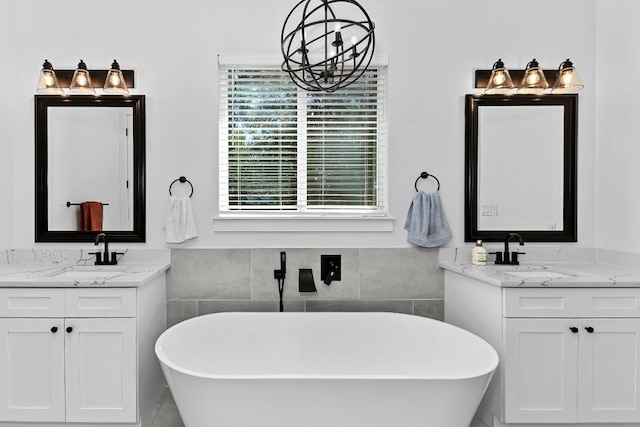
0, 275, 166, 427
504, 315, 640, 423
445, 270, 640, 427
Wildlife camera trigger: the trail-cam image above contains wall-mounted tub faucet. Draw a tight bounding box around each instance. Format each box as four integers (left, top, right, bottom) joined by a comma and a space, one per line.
321, 255, 341, 285
323, 261, 339, 285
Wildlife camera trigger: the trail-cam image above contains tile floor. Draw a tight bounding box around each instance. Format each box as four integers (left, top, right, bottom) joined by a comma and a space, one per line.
149, 389, 184, 427
149, 388, 488, 427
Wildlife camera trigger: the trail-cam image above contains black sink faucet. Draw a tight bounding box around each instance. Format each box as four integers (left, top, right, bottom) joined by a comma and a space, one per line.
91, 232, 122, 265
493, 232, 525, 265
93, 233, 110, 265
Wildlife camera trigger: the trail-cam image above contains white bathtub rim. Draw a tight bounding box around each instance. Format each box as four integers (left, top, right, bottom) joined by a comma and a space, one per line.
155, 312, 499, 381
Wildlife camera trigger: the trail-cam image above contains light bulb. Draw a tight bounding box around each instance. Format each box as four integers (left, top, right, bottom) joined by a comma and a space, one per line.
44, 72, 55, 87
334, 23, 341, 33
77, 74, 87, 86
493, 72, 506, 86
351, 34, 358, 46
526, 72, 540, 85
109, 73, 121, 86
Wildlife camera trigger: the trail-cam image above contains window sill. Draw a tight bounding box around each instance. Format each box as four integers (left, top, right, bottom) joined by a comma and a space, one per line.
213, 215, 396, 232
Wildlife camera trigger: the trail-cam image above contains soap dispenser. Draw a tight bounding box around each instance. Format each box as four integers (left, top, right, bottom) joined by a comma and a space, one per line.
471, 240, 487, 265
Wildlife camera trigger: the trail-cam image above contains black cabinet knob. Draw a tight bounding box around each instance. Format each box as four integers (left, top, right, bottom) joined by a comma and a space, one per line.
570, 326, 579, 333
585, 326, 595, 333
66, 326, 73, 333
50, 326, 58, 333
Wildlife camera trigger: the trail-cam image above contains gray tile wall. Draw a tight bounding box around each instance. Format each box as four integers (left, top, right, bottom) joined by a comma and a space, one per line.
166, 247, 443, 328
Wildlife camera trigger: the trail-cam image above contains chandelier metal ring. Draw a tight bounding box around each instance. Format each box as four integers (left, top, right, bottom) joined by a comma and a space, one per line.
281, 0, 375, 92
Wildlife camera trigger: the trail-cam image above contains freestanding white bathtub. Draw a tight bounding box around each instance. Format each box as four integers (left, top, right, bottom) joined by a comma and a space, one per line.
155, 312, 498, 427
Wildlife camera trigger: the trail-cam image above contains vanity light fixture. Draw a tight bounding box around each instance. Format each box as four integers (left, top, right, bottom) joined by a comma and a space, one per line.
280, 0, 375, 92
103, 60, 128, 94
518, 58, 549, 94
551, 58, 584, 93
475, 58, 584, 94
484, 59, 515, 94
36, 59, 63, 94
69, 60, 95, 94
35, 60, 135, 94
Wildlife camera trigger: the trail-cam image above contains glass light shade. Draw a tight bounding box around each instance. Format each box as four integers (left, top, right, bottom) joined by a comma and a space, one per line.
519, 58, 549, 94
36, 60, 63, 94
485, 59, 515, 94
103, 60, 128, 94
552, 59, 584, 93
69, 60, 95, 93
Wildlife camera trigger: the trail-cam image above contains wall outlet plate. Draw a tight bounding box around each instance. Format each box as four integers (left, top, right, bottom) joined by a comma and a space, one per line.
481, 203, 498, 216
320, 255, 341, 282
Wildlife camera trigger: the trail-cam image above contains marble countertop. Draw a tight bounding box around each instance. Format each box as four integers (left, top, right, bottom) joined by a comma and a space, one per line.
0, 248, 171, 287
0, 262, 171, 287
438, 247, 640, 288
439, 261, 640, 288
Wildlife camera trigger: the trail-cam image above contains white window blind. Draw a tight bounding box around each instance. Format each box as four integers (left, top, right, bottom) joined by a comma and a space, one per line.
219, 61, 387, 216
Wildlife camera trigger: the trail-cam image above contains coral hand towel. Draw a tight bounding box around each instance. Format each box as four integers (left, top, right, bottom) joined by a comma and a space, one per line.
165, 196, 198, 243
80, 201, 103, 231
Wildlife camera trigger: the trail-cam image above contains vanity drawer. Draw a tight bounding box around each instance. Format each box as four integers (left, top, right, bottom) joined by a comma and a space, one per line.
65, 288, 136, 317
0, 288, 65, 317
504, 288, 640, 318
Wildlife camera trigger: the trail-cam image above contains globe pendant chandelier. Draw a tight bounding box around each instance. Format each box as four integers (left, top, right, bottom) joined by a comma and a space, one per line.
281, 0, 375, 92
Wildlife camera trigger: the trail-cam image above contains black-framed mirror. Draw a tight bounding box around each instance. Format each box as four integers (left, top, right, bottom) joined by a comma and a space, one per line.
35, 95, 146, 242
465, 94, 577, 242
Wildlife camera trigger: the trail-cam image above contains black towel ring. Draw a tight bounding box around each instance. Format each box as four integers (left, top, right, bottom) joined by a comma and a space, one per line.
169, 176, 194, 197
414, 171, 440, 192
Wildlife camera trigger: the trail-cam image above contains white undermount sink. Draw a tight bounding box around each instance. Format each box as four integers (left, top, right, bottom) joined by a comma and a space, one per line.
52, 270, 127, 279
504, 271, 573, 280
47, 265, 129, 279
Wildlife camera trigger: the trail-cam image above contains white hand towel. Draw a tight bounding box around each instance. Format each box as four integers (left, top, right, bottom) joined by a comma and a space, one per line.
165, 196, 198, 244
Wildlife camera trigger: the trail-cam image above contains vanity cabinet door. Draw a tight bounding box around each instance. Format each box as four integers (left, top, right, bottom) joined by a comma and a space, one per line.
64, 317, 137, 423
503, 318, 578, 423
0, 318, 65, 422
577, 318, 640, 423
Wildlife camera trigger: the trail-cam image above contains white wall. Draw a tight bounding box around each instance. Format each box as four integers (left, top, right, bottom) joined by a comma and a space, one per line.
0, 1, 15, 248
595, 0, 640, 253
7, 0, 597, 249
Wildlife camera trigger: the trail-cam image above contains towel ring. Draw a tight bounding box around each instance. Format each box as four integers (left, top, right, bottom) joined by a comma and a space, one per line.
169, 176, 194, 197
414, 172, 440, 192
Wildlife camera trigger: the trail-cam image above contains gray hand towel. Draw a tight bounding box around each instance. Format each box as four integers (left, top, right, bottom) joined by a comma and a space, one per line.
404, 191, 452, 247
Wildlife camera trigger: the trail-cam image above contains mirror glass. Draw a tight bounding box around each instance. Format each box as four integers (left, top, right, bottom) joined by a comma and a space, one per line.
465, 94, 577, 242
35, 95, 146, 242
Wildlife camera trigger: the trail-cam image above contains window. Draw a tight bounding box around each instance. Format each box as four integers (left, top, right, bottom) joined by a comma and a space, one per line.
219, 57, 387, 218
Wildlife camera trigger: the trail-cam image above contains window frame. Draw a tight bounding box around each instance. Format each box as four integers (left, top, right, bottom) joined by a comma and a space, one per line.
217, 55, 389, 226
